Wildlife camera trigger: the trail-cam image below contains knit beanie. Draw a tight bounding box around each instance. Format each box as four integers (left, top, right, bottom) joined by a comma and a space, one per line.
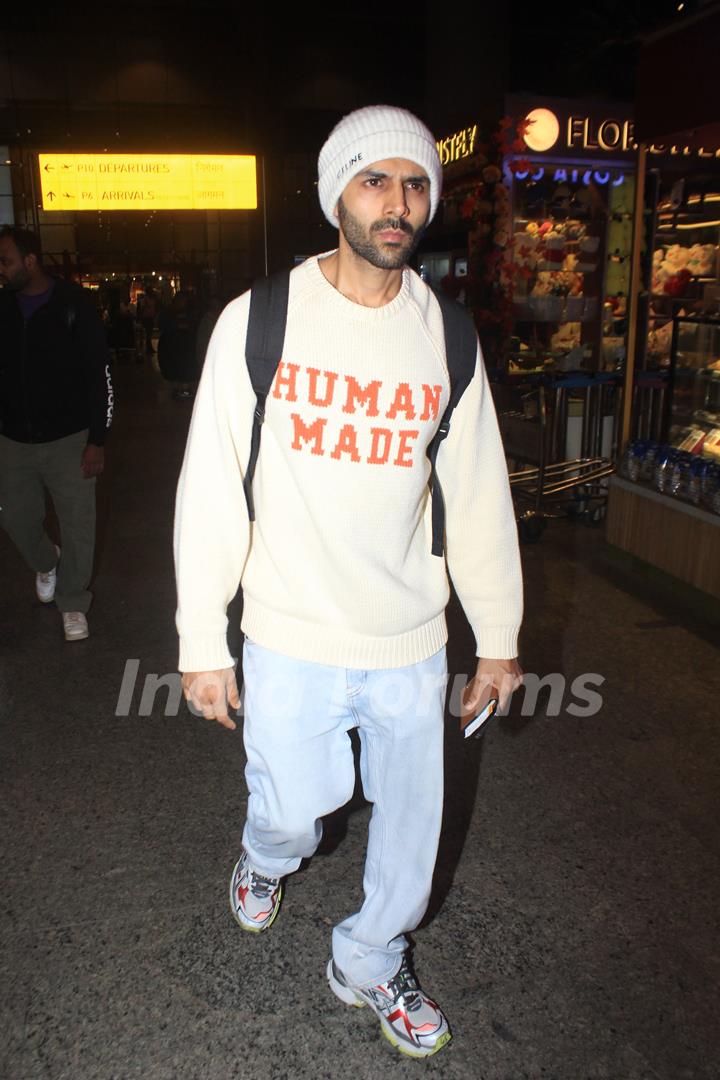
317, 105, 442, 228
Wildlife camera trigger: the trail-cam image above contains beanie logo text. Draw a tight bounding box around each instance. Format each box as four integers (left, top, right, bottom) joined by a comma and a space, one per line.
336, 152, 363, 180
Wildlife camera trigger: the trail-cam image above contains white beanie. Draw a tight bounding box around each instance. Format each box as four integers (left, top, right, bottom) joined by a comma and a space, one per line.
317, 105, 442, 228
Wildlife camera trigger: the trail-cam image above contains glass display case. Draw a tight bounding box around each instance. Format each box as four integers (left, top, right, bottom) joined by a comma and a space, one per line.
667, 316, 720, 456
645, 181, 720, 370
508, 162, 633, 374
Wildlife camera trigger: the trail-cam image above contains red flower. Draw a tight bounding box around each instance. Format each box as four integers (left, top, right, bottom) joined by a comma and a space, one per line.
460, 195, 477, 218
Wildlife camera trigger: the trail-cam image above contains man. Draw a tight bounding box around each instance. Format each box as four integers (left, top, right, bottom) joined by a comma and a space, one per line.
175, 106, 523, 1058
0, 226, 113, 640
139, 286, 157, 357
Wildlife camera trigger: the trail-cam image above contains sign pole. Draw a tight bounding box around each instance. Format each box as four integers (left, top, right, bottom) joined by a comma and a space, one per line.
620, 142, 648, 452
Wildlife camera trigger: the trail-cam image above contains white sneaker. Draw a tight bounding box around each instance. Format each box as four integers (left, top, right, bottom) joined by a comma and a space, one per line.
62, 612, 89, 641
229, 850, 283, 933
36, 545, 60, 603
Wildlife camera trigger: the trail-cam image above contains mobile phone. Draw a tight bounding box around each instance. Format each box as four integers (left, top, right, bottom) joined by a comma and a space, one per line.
463, 696, 499, 739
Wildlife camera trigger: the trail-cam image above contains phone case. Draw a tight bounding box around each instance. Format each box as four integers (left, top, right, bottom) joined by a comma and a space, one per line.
463, 697, 499, 739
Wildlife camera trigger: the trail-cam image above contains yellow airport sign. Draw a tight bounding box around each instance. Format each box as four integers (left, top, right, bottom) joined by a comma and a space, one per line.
38, 154, 257, 211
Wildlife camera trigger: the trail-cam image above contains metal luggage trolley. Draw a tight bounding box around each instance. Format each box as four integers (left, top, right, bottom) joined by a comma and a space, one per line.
493, 371, 622, 542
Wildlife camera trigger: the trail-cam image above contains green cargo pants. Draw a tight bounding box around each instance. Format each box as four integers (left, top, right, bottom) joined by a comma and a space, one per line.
0, 429, 96, 613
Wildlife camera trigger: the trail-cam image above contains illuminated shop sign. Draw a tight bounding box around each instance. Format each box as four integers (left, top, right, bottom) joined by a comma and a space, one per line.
436, 125, 478, 166
566, 116, 636, 153
38, 154, 258, 211
520, 109, 636, 154
647, 143, 720, 158
520, 107, 720, 159
510, 165, 626, 186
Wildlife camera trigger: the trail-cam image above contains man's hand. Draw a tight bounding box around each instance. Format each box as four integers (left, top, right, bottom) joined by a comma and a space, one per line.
462, 657, 524, 720
81, 444, 104, 479
182, 668, 240, 730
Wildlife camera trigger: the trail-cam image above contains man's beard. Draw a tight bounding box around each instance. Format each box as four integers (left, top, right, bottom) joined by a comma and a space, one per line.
1, 269, 31, 292
337, 197, 425, 270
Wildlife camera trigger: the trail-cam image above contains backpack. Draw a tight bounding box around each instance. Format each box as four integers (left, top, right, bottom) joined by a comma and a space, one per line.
243, 268, 477, 558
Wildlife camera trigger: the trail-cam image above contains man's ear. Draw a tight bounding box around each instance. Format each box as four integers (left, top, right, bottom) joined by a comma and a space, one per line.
25, 253, 38, 273
333, 202, 339, 221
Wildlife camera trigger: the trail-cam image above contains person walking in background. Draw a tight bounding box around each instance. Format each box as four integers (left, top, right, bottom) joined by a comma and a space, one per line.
175, 106, 523, 1057
138, 286, 158, 357
109, 299, 136, 363
0, 226, 113, 641
158, 290, 198, 399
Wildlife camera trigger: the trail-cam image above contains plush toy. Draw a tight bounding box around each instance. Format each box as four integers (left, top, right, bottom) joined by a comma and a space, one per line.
564, 220, 587, 241
687, 243, 715, 277
663, 245, 690, 272
542, 232, 566, 266
652, 248, 668, 294
531, 273, 553, 296
664, 268, 692, 297
653, 244, 693, 294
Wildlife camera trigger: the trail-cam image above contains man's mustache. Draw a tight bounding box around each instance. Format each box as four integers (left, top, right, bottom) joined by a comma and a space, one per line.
371, 218, 414, 237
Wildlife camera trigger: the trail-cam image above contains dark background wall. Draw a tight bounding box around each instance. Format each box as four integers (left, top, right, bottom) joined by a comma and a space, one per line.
0, 0, 703, 288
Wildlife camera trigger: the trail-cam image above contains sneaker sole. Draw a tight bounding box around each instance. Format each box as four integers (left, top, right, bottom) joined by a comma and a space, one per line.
37, 593, 55, 604
64, 630, 89, 641
325, 960, 452, 1059
228, 860, 282, 934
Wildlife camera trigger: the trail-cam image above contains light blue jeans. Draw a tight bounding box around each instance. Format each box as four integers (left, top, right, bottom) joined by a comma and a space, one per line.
241, 639, 447, 988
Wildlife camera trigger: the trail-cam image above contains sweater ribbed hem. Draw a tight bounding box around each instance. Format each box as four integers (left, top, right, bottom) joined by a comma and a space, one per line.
241, 599, 448, 670
475, 626, 521, 660
178, 632, 235, 674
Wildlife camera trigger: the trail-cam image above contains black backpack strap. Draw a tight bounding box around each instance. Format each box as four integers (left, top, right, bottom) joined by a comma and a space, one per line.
426, 288, 478, 556
243, 269, 290, 520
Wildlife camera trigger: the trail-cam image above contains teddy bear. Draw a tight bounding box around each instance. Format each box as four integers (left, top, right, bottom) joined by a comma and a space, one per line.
687, 243, 715, 277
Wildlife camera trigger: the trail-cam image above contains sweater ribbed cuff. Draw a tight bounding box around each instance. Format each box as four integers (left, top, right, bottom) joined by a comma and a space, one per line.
178, 633, 235, 673
475, 626, 520, 661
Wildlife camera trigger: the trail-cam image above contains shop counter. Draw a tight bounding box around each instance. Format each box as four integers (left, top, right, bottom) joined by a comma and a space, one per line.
606, 476, 720, 600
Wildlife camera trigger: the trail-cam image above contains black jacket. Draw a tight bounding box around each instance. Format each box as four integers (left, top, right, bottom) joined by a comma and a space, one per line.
0, 278, 113, 445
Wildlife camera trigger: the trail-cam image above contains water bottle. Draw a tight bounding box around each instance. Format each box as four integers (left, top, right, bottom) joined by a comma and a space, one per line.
640, 442, 660, 483
669, 452, 692, 500
653, 447, 673, 493
627, 440, 645, 483
688, 457, 708, 506
619, 441, 637, 480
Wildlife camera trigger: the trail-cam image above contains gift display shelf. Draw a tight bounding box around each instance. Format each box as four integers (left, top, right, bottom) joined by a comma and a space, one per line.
513, 298, 598, 323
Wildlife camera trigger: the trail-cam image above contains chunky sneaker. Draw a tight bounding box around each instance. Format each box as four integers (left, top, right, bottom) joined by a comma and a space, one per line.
62, 612, 89, 641
327, 956, 451, 1059
36, 546, 60, 603
229, 850, 282, 933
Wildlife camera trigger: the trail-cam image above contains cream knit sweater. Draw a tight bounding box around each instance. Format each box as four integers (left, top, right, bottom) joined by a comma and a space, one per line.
174, 255, 523, 672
